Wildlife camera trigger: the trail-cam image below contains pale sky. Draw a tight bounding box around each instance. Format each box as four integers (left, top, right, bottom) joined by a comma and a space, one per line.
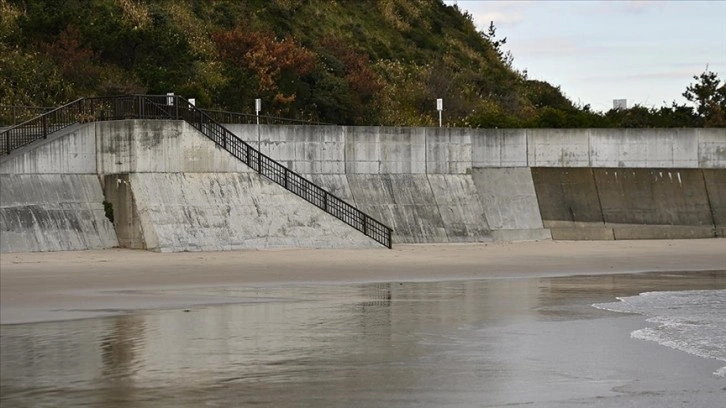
443, 0, 726, 112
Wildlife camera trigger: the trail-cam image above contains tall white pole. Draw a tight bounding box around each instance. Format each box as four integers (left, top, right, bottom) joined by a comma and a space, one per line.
255, 98, 261, 148
436, 98, 443, 128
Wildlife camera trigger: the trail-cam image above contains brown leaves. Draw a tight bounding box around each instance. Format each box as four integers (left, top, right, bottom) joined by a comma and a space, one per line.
41, 25, 101, 92
321, 37, 383, 99
212, 28, 315, 101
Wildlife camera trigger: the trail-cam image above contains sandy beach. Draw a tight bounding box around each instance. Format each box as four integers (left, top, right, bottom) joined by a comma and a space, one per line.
0, 239, 726, 324
1, 239, 725, 324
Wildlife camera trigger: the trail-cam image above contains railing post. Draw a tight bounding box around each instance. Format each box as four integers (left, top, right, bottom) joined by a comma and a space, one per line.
284, 168, 288, 189
42, 115, 48, 138
5, 131, 9, 155
363, 214, 368, 236
324, 192, 328, 212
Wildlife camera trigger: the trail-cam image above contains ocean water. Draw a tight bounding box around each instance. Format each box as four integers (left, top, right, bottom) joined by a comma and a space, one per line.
593, 290, 726, 377
3, 273, 725, 407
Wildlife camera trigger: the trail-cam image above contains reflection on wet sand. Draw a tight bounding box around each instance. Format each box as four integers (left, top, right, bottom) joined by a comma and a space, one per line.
1, 271, 725, 407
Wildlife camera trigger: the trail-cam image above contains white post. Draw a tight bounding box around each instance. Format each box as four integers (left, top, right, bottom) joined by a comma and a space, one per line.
255, 98, 262, 125
436, 98, 443, 127
255, 98, 262, 148
167, 92, 174, 106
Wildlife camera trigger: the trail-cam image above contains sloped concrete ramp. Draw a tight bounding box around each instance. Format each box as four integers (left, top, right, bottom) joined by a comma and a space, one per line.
471, 168, 552, 241
0, 174, 118, 252
347, 174, 447, 243
426, 174, 492, 242
106, 172, 377, 252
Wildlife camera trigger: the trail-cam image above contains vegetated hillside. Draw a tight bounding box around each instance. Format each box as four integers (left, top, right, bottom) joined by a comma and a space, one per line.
1, 0, 721, 127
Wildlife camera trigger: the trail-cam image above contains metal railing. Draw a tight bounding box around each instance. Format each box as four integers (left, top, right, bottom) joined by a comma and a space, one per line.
0, 105, 56, 127
201, 108, 333, 126
0, 95, 392, 248
0, 104, 332, 127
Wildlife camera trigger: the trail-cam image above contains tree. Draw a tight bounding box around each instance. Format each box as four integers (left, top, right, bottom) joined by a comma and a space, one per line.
42, 25, 101, 94
212, 27, 316, 115
683, 69, 726, 127
482, 21, 513, 67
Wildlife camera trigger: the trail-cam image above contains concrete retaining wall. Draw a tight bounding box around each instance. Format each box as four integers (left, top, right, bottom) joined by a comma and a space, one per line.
104, 172, 377, 252
96, 121, 380, 251
471, 168, 551, 241
532, 167, 723, 239
96, 120, 251, 175
347, 174, 447, 243
595, 168, 716, 239
475, 128, 726, 169
0, 174, 118, 252
0, 120, 383, 252
427, 174, 491, 242
531, 168, 612, 240
2, 121, 724, 252
0, 124, 119, 252
703, 169, 726, 237
308, 173, 492, 243
227, 125, 724, 241
0, 124, 97, 175
228, 126, 726, 171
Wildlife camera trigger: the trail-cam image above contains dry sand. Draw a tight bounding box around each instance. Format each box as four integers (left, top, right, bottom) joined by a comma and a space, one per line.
2, 239, 725, 324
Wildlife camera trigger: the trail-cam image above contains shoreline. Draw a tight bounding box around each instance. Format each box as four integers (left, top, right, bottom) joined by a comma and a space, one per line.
2, 239, 725, 325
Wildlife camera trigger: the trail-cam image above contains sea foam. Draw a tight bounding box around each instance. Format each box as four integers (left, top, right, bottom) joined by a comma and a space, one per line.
593, 289, 726, 377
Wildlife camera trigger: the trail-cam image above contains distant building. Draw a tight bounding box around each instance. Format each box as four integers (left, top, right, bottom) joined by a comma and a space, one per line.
613, 99, 627, 110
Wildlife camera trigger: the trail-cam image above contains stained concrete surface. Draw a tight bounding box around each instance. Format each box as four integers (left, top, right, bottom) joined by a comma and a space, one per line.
0, 174, 118, 252
123, 172, 377, 251
2, 121, 725, 252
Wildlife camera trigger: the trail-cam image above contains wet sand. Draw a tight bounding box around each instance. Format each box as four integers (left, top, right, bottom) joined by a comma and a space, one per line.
1, 239, 725, 324
2, 270, 725, 407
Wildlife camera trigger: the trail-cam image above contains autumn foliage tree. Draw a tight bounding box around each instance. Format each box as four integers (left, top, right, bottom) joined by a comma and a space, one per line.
42, 25, 102, 95
212, 27, 315, 115
319, 37, 384, 123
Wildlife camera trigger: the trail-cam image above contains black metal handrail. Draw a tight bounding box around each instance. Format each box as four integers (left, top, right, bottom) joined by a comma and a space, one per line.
0, 105, 56, 127
0, 95, 392, 248
201, 108, 334, 126
0, 104, 331, 127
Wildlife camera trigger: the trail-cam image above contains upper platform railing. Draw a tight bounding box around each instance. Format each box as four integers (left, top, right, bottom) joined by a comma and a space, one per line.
201, 108, 334, 126
0, 95, 392, 248
0, 105, 55, 127
0, 104, 332, 127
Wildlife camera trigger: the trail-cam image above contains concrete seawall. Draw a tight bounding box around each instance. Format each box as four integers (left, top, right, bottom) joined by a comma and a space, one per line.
1, 121, 724, 252
227, 125, 725, 242
0, 124, 117, 252
531, 167, 722, 240
1, 121, 378, 252
0, 173, 118, 252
